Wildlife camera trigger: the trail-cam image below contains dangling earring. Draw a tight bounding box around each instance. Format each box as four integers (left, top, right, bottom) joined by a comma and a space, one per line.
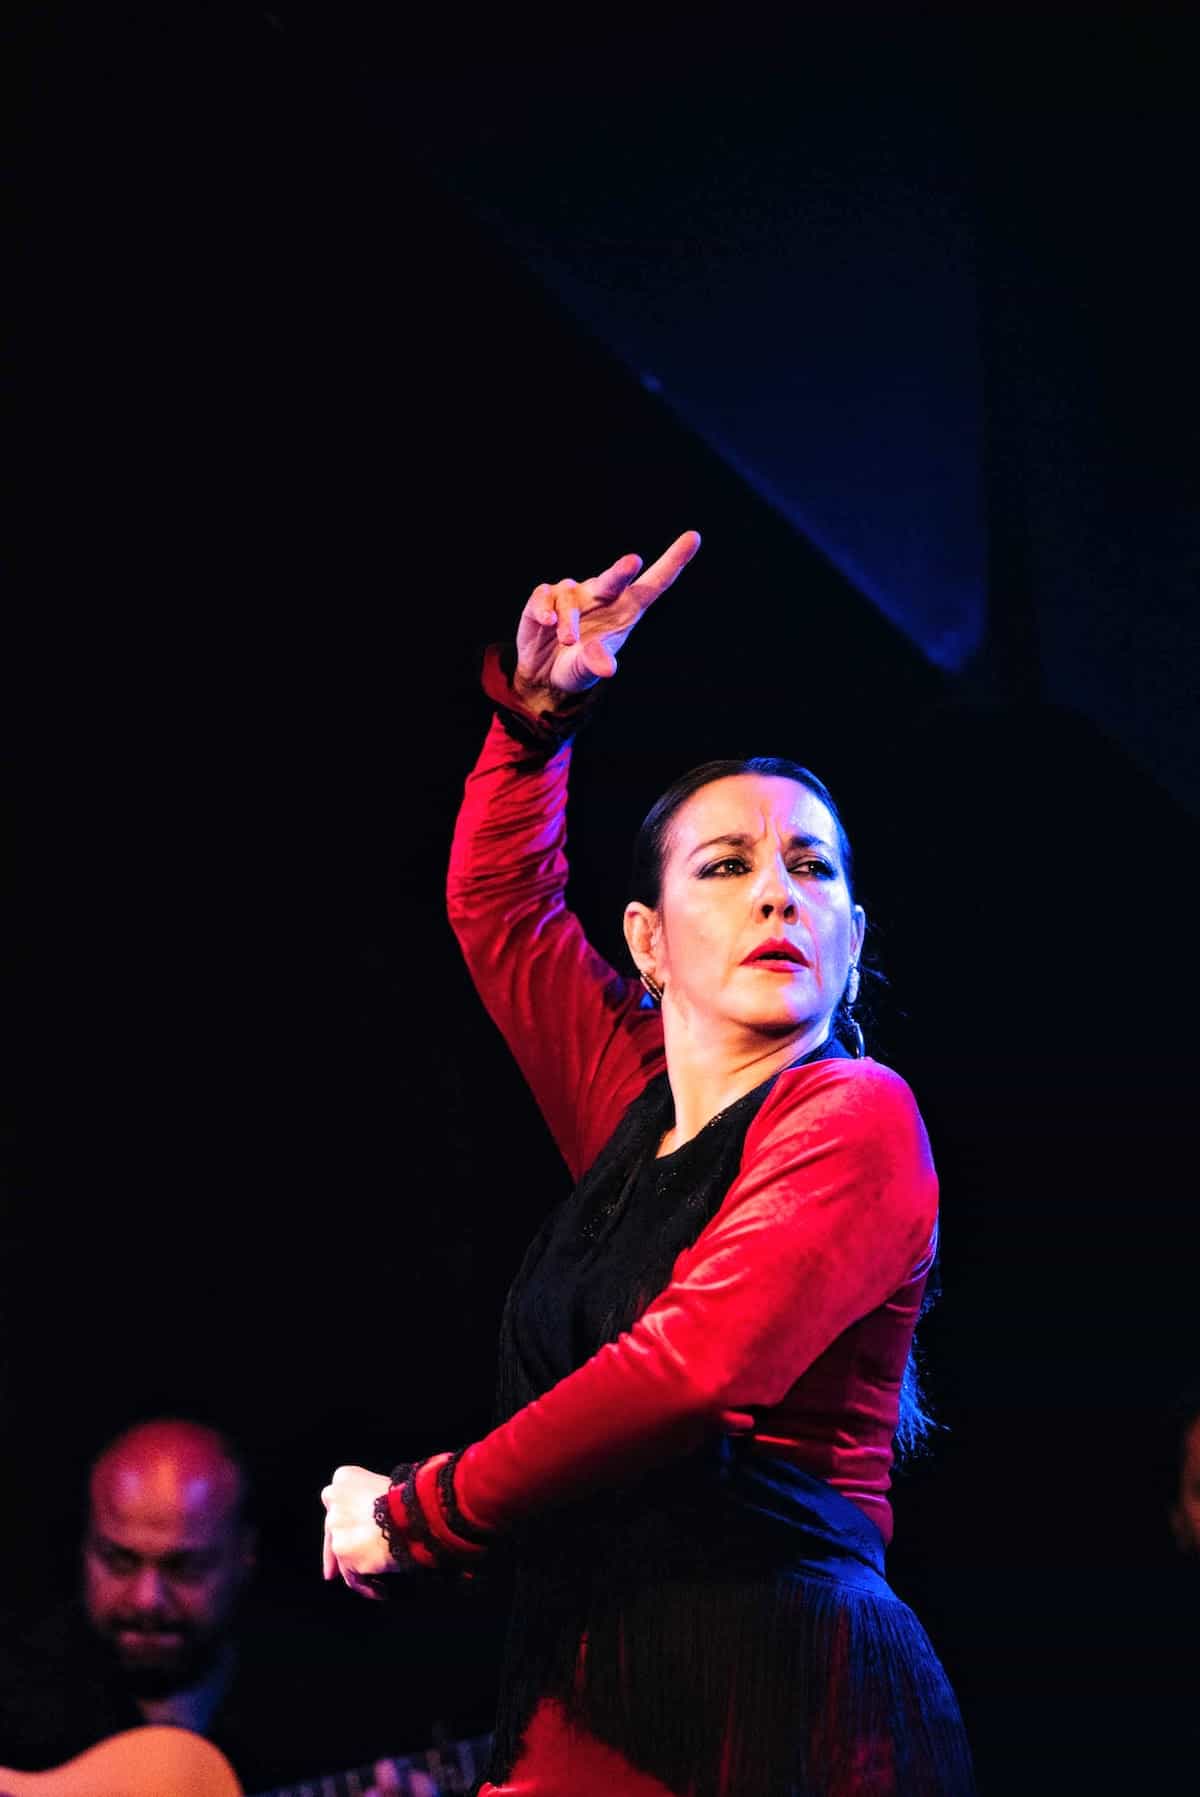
843, 964, 864, 1057
640, 970, 664, 1005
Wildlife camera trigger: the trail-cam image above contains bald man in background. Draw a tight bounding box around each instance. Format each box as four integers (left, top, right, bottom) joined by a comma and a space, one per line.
79, 1419, 256, 1734
0, 1420, 277, 1779
0, 1417, 464, 1791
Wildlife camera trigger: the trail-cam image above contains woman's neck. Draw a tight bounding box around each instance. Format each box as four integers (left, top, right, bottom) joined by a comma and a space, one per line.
657, 1011, 830, 1154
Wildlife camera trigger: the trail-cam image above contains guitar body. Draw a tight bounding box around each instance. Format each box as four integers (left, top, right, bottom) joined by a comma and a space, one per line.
0, 1725, 243, 1796
0, 1723, 492, 1795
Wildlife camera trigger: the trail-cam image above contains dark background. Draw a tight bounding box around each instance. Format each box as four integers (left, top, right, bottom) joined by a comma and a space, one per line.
9, 7, 1199, 1790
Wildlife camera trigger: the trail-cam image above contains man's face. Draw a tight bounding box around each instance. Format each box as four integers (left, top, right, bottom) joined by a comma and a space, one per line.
83, 1446, 253, 1695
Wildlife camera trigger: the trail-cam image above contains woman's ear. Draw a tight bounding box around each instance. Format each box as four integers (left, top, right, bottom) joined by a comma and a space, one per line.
623, 902, 659, 979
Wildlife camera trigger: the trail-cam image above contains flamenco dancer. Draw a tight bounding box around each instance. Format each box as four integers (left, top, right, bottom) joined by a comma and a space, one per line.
322, 531, 975, 1795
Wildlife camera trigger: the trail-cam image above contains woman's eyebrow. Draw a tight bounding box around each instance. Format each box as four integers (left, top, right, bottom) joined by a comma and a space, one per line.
688, 831, 833, 859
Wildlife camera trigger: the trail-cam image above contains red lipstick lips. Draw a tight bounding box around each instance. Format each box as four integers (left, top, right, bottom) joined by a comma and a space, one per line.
741, 939, 810, 968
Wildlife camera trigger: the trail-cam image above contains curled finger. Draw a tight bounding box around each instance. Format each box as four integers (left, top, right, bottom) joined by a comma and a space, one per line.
341, 1561, 388, 1600
521, 582, 557, 629
579, 637, 619, 682
552, 580, 582, 645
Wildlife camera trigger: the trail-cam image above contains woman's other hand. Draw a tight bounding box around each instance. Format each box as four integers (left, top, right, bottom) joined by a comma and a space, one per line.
514, 529, 701, 700
321, 1463, 392, 1597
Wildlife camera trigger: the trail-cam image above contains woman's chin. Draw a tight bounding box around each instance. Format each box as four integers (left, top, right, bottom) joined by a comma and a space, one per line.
738, 1006, 821, 1041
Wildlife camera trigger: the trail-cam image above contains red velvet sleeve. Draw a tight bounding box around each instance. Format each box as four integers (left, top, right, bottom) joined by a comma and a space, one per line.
447, 671, 666, 1182
453, 1058, 939, 1534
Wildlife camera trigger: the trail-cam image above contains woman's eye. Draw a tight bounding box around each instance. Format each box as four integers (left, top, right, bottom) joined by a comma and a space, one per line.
699, 856, 837, 880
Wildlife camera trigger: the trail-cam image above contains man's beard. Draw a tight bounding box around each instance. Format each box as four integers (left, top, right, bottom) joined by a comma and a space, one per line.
96, 1614, 226, 1699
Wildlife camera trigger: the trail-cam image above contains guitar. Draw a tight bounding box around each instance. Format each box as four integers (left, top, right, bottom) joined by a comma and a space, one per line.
0, 1723, 493, 1796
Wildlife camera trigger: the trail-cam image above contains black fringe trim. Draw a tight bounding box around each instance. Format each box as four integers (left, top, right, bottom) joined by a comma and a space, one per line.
485, 1456, 974, 1796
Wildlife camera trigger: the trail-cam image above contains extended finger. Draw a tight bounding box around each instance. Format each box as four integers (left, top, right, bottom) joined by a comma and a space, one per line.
582, 551, 644, 604
323, 1519, 337, 1581
623, 529, 701, 611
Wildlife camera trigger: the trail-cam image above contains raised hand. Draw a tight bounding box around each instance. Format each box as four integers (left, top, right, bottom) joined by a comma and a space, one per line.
514, 529, 701, 699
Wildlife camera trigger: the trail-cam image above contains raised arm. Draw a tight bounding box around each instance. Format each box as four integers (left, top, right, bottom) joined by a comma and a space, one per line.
447, 533, 700, 1181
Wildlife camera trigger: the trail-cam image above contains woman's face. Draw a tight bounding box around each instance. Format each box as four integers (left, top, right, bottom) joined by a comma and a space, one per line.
634, 774, 865, 1046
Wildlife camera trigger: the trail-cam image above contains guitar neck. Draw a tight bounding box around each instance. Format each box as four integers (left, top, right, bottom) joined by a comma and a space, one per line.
258, 1729, 492, 1797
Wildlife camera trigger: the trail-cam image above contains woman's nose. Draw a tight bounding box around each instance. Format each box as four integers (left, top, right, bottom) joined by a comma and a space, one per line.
757, 860, 799, 918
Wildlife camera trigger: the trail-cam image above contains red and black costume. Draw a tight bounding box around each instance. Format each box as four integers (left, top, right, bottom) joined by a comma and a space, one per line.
381, 658, 974, 1795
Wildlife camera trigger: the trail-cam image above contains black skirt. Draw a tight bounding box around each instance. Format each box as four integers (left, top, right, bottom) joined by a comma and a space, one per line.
486, 1442, 975, 1796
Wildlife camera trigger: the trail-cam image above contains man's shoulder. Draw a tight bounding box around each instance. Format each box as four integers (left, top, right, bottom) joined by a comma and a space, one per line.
0, 1594, 96, 1671
0, 1598, 139, 1772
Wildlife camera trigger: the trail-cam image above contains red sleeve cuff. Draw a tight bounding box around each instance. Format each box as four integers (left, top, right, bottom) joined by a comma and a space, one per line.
385, 1453, 491, 1567
481, 643, 595, 746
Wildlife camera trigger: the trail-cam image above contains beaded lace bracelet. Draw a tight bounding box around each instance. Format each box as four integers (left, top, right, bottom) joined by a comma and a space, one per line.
372, 1452, 490, 1572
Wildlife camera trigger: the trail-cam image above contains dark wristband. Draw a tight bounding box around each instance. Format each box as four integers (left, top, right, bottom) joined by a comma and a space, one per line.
389, 1459, 446, 1567
376, 1456, 488, 1572
373, 1467, 416, 1567
437, 1446, 493, 1548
